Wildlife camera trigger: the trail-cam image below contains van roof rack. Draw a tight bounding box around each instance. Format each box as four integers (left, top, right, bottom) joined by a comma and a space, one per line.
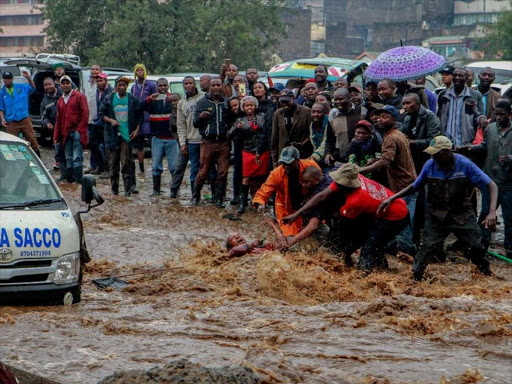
36, 53, 81, 66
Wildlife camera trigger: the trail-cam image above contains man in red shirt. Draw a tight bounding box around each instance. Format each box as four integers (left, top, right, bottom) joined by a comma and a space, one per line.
283, 163, 409, 272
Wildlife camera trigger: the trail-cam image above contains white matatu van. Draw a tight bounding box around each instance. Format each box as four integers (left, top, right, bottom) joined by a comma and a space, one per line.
0, 131, 103, 305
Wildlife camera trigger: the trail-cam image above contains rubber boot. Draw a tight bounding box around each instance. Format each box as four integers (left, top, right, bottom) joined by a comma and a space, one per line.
139, 161, 145, 173
34, 149, 41, 159
58, 165, 66, 181
170, 187, 178, 198
215, 181, 226, 208
65, 167, 74, 183
111, 177, 119, 195
123, 176, 132, 197
230, 180, 241, 206
131, 161, 139, 194
192, 182, 203, 206
238, 184, 249, 214
72, 166, 83, 184
150, 175, 161, 197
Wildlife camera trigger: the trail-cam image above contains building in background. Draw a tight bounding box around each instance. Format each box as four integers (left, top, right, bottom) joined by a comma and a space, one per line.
0, 0, 45, 58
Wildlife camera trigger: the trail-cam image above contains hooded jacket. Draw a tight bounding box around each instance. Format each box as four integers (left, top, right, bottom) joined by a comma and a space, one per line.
177, 89, 204, 145
40, 88, 62, 128
193, 93, 230, 142
54, 90, 89, 147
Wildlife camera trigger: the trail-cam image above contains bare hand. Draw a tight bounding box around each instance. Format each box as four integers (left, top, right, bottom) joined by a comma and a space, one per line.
199, 111, 211, 119
325, 154, 335, 166
1, 118, 7, 128
479, 116, 489, 129
46, 123, 53, 130
21, 70, 30, 79
129, 129, 139, 140
181, 144, 188, 156
110, 119, 120, 127
499, 155, 510, 164
236, 122, 244, 129
150, 93, 160, 100
221, 63, 228, 74
282, 213, 298, 225
482, 211, 497, 232
256, 204, 265, 214
277, 237, 290, 252
366, 157, 377, 165
255, 153, 261, 164
376, 198, 391, 215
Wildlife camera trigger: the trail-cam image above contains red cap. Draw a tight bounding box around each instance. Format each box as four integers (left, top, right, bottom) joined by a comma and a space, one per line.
355, 120, 372, 133
97, 73, 108, 80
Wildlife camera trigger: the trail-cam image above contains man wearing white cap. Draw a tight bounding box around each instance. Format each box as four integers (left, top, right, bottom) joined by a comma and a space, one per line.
378, 135, 498, 280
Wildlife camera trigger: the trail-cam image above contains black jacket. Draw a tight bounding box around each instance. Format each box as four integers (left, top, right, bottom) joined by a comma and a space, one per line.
40, 89, 62, 128
227, 114, 266, 154
99, 93, 143, 150
193, 93, 230, 142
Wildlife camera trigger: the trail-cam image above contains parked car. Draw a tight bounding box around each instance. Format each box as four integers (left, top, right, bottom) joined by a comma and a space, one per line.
3, 55, 83, 147
465, 61, 512, 94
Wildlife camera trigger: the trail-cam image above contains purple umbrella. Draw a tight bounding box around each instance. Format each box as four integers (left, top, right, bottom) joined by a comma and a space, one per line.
365, 46, 446, 82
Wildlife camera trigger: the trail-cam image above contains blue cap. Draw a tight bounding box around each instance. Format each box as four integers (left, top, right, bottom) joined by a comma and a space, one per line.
268, 83, 285, 92
374, 105, 399, 118
278, 146, 300, 164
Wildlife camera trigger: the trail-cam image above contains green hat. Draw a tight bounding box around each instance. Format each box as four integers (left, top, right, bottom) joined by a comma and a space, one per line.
52, 62, 64, 71
424, 135, 453, 155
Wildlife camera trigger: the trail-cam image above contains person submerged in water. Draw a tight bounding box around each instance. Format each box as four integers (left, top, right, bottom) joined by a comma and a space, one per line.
226, 219, 288, 257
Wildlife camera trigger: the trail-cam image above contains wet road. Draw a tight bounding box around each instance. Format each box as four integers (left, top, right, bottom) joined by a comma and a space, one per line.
1, 149, 511, 384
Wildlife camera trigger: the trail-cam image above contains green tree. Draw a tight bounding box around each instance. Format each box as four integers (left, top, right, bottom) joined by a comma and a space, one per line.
476, 0, 512, 60
42, 0, 287, 74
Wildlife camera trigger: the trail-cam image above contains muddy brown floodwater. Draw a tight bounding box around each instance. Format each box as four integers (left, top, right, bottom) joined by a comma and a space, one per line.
1, 149, 512, 384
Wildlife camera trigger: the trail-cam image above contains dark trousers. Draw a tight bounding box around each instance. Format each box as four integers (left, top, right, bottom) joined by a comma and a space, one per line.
88, 124, 105, 171
232, 140, 243, 197
327, 215, 408, 271
414, 213, 490, 275
107, 140, 132, 191
479, 186, 512, 252
194, 140, 230, 186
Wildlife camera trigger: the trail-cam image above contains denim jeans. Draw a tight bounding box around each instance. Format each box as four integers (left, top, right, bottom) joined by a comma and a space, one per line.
151, 136, 179, 177
171, 143, 217, 192
54, 142, 66, 164
394, 192, 418, 254
479, 186, 512, 252
64, 131, 83, 169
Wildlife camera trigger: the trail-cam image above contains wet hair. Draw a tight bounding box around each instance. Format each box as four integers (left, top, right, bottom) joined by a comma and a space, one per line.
43, 77, 55, 84
319, 92, 332, 102
303, 166, 322, 179
182, 75, 195, 83
241, 95, 259, 109
226, 240, 233, 250
315, 65, 328, 73
479, 66, 495, 76
378, 79, 396, 88
157, 77, 168, 85
496, 100, 511, 113
403, 93, 421, 104
312, 102, 328, 114
365, 81, 377, 88
333, 87, 350, 98
454, 68, 468, 77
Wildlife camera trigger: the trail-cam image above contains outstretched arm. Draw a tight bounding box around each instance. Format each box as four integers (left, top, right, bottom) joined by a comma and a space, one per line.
282, 187, 335, 225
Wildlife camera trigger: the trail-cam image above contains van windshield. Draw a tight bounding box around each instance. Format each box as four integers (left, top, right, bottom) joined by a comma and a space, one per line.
0, 141, 64, 209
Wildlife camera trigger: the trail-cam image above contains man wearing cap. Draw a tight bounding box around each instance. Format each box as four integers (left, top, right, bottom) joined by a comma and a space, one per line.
348, 84, 364, 107
378, 135, 498, 280
253, 146, 320, 237
52, 63, 76, 90
344, 120, 382, 179
131, 63, 157, 174
54, 75, 89, 183
359, 105, 418, 254
271, 89, 312, 165
283, 163, 409, 271
325, 87, 366, 165
437, 68, 486, 148
0, 70, 40, 156
99, 76, 143, 196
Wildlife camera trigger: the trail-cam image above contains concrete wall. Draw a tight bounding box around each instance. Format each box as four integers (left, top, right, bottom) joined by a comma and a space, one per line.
454, 0, 511, 14
276, 7, 312, 61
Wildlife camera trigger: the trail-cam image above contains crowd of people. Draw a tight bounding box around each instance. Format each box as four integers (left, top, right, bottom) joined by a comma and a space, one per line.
0, 61, 510, 280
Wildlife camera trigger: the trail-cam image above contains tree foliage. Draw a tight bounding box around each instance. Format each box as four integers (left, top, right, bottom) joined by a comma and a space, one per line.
42, 0, 287, 73
476, 0, 512, 60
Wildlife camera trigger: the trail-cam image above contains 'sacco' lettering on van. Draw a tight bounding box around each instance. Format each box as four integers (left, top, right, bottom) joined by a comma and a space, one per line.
0, 228, 61, 248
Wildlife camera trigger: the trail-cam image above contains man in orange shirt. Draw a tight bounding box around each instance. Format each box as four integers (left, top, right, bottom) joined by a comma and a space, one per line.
253, 146, 321, 237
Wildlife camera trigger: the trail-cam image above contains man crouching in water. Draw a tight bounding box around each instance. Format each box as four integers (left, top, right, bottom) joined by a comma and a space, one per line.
226, 219, 288, 257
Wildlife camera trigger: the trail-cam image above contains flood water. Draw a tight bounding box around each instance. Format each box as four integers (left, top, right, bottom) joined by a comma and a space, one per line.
1, 149, 511, 384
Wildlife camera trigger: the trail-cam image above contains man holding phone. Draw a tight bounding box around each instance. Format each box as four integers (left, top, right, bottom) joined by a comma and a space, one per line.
0, 70, 40, 156
220, 59, 238, 98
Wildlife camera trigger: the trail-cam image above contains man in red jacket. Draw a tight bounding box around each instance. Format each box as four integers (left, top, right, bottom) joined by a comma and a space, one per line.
54, 75, 89, 183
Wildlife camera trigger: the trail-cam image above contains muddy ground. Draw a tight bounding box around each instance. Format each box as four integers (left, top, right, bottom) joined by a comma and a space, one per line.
1, 149, 511, 384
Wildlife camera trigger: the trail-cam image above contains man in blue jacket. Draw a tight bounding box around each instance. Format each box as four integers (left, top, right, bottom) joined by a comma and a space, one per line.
192, 78, 231, 207
0, 71, 40, 156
